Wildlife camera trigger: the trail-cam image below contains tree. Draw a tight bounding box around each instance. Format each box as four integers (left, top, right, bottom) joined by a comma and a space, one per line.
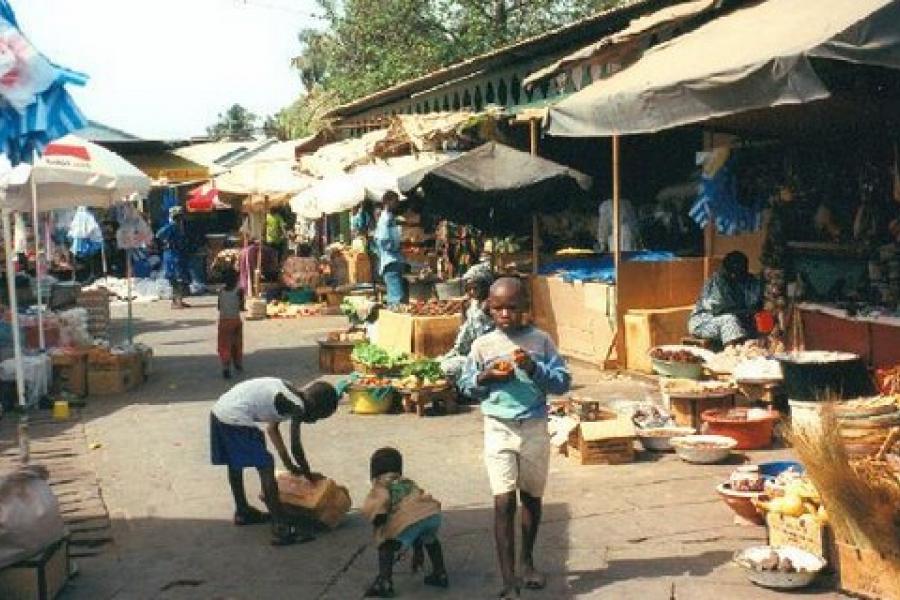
206, 104, 259, 141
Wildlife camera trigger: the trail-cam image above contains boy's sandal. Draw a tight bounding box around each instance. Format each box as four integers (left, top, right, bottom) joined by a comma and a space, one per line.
233, 508, 269, 526
522, 571, 546, 590
424, 572, 449, 588
498, 586, 520, 600
363, 576, 394, 598
270, 523, 314, 546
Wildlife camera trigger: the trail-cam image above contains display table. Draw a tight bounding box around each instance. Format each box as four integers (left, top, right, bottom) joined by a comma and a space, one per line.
799, 303, 900, 368
376, 311, 460, 358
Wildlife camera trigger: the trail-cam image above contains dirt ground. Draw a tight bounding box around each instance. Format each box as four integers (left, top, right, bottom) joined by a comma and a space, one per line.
2, 296, 844, 599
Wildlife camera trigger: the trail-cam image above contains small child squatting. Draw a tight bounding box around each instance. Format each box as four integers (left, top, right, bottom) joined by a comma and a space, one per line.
209, 377, 338, 546
460, 277, 572, 600
361, 447, 448, 598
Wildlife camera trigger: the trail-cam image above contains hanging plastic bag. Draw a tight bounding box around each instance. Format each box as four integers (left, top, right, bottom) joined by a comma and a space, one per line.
0, 465, 66, 569
68, 206, 103, 258
115, 202, 153, 250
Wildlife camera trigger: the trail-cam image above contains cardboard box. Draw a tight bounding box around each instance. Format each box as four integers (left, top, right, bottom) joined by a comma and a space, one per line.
567, 417, 636, 465
0, 536, 69, 600
51, 352, 88, 397
767, 513, 836, 567
377, 311, 460, 358
624, 306, 693, 373
87, 366, 136, 396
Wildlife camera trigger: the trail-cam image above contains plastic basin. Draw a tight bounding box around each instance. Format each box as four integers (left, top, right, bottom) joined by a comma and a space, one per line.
701, 408, 780, 450
348, 386, 395, 414
716, 483, 767, 525
775, 351, 873, 401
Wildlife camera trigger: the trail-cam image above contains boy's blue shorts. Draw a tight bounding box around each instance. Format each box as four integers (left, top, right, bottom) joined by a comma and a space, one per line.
394, 514, 442, 549
210, 413, 274, 469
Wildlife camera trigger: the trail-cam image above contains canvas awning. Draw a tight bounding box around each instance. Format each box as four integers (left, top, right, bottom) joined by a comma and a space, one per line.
398, 142, 592, 234
546, 0, 900, 137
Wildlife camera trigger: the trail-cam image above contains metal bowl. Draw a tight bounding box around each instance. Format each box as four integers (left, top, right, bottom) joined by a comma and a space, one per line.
637, 426, 696, 451
733, 545, 825, 589
670, 435, 737, 464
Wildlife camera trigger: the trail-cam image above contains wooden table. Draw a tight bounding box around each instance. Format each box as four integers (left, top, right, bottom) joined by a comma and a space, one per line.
400, 386, 458, 417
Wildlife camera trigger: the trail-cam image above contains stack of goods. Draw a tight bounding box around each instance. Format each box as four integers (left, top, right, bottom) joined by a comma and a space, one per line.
326, 330, 366, 343
762, 267, 788, 333
86, 346, 144, 395
265, 301, 325, 318
833, 395, 900, 458
395, 299, 464, 317
76, 288, 111, 340
791, 406, 900, 600
282, 256, 320, 289
875, 364, 900, 395
553, 397, 636, 465
394, 359, 447, 391
632, 404, 695, 452
705, 340, 771, 376
209, 249, 240, 283
660, 378, 736, 430
246, 297, 267, 320
350, 342, 410, 376
56, 308, 92, 348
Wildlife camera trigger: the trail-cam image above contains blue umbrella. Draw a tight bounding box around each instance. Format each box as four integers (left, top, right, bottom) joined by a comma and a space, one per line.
0, 0, 89, 455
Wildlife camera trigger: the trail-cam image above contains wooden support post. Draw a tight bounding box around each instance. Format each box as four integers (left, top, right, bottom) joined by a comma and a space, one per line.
611, 135, 622, 370
530, 118, 541, 275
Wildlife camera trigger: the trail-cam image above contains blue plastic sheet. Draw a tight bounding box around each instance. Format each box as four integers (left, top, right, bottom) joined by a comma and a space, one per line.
538, 251, 677, 283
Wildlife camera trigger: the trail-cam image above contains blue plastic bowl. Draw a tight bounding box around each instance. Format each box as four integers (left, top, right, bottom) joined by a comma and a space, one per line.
757, 460, 804, 479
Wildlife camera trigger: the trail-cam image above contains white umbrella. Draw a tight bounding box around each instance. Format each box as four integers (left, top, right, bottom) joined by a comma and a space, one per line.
290, 173, 366, 219
216, 159, 313, 200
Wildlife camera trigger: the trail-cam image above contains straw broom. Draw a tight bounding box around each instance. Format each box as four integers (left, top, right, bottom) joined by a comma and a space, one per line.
789, 404, 900, 568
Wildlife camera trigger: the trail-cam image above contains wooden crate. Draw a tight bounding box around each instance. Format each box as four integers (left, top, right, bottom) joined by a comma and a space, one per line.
837, 543, 900, 600
318, 340, 355, 374
0, 536, 69, 600
412, 314, 459, 358
767, 513, 836, 568
668, 393, 735, 431
87, 366, 137, 396
624, 306, 693, 373
567, 418, 636, 465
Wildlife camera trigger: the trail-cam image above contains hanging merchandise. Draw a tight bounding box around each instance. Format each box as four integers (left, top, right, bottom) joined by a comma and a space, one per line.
12, 211, 26, 254
68, 206, 103, 258
186, 181, 228, 213
690, 148, 764, 235
160, 187, 179, 224
115, 201, 153, 249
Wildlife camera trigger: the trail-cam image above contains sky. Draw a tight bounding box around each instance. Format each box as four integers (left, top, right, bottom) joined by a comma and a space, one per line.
15, 0, 323, 140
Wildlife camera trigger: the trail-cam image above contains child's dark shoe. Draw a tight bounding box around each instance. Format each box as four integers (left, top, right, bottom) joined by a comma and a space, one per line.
233, 507, 269, 526
411, 541, 425, 572
498, 586, 520, 600
424, 571, 449, 588
364, 576, 394, 598
270, 522, 314, 546
234, 363, 243, 373
223, 368, 231, 379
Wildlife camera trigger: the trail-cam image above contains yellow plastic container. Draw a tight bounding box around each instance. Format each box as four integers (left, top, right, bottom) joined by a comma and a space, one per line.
348, 386, 395, 415
52, 400, 70, 420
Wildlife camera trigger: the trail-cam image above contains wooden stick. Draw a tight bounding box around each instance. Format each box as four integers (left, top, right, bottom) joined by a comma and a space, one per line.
875, 427, 900, 461
529, 118, 540, 275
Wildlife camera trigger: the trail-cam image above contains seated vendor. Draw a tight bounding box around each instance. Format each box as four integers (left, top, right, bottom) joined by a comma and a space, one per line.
439, 263, 494, 383
688, 251, 762, 347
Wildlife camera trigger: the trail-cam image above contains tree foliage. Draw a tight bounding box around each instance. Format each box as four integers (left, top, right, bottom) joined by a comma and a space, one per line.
206, 104, 260, 141
277, 0, 626, 136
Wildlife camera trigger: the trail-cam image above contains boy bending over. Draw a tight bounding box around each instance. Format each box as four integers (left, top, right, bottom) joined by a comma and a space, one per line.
210, 377, 338, 545
460, 277, 571, 600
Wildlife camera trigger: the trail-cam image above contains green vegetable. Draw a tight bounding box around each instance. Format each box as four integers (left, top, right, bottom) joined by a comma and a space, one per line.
351, 342, 409, 368
401, 359, 443, 381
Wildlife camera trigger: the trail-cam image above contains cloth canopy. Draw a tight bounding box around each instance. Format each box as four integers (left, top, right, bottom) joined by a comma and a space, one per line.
216, 159, 313, 205
398, 142, 591, 234
546, 0, 900, 137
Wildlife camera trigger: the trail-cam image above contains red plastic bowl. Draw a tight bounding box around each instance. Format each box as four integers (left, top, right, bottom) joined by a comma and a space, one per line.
716, 482, 767, 525
701, 408, 780, 450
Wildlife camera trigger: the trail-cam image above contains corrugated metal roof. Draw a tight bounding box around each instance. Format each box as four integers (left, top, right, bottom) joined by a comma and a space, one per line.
324, 0, 681, 119
76, 120, 142, 143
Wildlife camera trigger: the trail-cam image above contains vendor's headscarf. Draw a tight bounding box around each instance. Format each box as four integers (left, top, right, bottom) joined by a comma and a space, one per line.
462, 262, 493, 287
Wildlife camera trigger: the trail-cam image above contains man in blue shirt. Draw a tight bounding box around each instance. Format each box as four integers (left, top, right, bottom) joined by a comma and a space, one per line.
373, 192, 407, 306
156, 206, 190, 309
459, 277, 571, 600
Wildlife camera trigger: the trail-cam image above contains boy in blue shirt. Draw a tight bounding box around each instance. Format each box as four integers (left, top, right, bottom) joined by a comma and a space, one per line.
459, 277, 571, 600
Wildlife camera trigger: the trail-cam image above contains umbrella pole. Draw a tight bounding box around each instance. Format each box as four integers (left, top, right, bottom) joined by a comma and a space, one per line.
3, 208, 29, 463
126, 248, 133, 345
29, 151, 45, 351
611, 135, 622, 370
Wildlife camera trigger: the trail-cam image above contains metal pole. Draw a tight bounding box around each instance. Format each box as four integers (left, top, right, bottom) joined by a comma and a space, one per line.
3, 208, 28, 463
30, 149, 44, 350
126, 248, 133, 345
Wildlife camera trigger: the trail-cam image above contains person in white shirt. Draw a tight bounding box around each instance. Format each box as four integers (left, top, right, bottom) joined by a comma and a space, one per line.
597, 198, 641, 253
209, 377, 338, 545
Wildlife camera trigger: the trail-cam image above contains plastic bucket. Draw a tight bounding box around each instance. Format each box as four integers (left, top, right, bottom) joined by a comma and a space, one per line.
701, 408, 779, 450
754, 310, 775, 334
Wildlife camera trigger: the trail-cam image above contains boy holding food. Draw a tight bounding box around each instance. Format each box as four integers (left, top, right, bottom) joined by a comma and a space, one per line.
459, 277, 571, 600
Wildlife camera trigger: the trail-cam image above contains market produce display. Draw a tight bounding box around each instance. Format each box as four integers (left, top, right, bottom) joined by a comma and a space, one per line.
350, 342, 409, 370
326, 330, 367, 343
660, 378, 735, 396
395, 359, 448, 389
396, 299, 465, 316
755, 476, 827, 523
733, 546, 826, 590
266, 301, 324, 318
705, 340, 770, 374
650, 347, 703, 364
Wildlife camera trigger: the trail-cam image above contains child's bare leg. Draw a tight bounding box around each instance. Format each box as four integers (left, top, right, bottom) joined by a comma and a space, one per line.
257, 465, 285, 522
520, 491, 545, 589
365, 541, 398, 597
227, 467, 250, 513
423, 540, 448, 587
494, 491, 518, 596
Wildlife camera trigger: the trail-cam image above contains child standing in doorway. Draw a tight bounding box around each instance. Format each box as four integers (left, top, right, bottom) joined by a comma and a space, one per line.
218, 269, 243, 379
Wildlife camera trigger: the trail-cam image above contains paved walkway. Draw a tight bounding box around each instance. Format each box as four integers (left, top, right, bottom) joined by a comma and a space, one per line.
5, 297, 843, 599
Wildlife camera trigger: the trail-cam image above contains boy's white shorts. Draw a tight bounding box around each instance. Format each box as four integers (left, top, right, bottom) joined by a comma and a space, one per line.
483, 416, 550, 497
